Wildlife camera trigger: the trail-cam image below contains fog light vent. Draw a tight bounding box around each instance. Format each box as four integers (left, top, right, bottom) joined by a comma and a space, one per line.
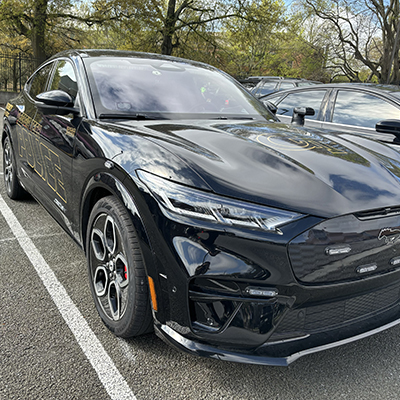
356, 263, 377, 274
244, 287, 278, 298
390, 256, 400, 266
325, 245, 351, 256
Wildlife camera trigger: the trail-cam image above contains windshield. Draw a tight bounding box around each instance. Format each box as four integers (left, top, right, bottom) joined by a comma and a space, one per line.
84, 57, 273, 120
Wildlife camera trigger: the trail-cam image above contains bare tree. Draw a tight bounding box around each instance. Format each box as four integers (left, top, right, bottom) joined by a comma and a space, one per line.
303, 0, 400, 83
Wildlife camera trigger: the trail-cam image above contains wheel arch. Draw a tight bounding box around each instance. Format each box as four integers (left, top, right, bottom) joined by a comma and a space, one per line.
81, 171, 169, 326
81, 184, 113, 253
80, 172, 150, 255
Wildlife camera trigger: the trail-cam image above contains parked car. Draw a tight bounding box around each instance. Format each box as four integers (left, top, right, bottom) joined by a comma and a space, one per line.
5, 50, 400, 366
238, 76, 281, 90
251, 77, 322, 97
261, 83, 400, 146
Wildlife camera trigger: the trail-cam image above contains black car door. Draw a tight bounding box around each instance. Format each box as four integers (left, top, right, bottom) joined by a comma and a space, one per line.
30, 59, 79, 236
14, 61, 55, 194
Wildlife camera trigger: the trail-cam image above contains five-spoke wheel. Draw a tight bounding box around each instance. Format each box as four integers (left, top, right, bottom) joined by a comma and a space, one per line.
90, 214, 130, 320
87, 196, 153, 337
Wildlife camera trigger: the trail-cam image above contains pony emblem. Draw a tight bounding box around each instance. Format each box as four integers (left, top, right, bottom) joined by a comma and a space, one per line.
378, 228, 400, 245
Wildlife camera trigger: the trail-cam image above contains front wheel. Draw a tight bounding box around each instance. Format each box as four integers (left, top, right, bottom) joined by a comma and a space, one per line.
3, 136, 27, 200
86, 195, 153, 337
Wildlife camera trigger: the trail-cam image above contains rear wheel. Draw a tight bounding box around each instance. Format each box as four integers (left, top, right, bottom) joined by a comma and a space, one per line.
3, 136, 27, 200
86, 195, 153, 337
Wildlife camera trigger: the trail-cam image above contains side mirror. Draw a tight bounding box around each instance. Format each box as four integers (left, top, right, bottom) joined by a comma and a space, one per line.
35, 90, 79, 116
291, 107, 315, 126
376, 119, 400, 141
262, 100, 277, 115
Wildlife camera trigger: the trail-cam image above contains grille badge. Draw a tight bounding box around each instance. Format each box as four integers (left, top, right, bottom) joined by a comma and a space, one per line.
378, 227, 400, 245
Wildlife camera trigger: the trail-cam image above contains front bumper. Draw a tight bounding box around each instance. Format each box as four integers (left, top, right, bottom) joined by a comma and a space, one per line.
141, 187, 400, 365
156, 300, 400, 366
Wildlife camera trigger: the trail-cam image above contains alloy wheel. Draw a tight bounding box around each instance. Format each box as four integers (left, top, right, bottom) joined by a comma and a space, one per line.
90, 214, 129, 321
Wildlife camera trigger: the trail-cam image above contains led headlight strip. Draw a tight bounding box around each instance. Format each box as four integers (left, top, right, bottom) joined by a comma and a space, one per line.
137, 170, 304, 233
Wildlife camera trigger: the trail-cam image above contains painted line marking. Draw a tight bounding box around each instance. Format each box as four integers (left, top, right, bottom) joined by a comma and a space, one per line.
0, 193, 137, 400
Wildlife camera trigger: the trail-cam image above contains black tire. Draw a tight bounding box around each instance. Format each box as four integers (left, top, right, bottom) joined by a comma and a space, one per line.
3, 136, 27, 200
86, 195, 153, 337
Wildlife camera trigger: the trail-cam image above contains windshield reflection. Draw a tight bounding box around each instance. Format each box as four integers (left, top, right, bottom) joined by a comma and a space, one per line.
85, 58, 271, 120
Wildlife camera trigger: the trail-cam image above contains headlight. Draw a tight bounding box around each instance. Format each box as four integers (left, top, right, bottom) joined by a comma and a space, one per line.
137, 170, 305, 234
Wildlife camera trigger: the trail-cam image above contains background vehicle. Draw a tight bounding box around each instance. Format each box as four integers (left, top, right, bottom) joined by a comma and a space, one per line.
238, 76, 281, 90
4, 51, 400, 366
251, 77, 322, 97
261, 83, 400, 145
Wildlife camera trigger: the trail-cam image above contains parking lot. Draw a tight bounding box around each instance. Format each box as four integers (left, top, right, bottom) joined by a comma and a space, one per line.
2, 107, 400, 400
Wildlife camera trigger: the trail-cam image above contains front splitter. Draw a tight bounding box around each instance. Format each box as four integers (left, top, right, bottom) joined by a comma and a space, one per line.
155, 317, 400, 366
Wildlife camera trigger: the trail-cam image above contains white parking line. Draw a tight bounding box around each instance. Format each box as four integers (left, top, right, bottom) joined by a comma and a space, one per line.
0, 193, 137, 400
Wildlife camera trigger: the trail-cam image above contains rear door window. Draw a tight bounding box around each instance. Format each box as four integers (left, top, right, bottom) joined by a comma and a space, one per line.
332, 90, 400, 128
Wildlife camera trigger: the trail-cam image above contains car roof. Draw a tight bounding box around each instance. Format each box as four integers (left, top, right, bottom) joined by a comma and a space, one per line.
244, 76, 282, 80
316, 82, 400, 92
276, 82, 400, 92
45, 49, 213, 70
260, 82, 400, 99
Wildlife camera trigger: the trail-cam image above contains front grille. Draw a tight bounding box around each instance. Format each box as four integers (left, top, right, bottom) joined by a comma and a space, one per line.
270, 281, 400, 340
288, 213, 400, 284
356, 206, 400, 220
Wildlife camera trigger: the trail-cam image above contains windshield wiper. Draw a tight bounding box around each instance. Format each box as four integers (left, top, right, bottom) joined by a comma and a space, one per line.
211, 116, 256, 120
99, 113, 161, 120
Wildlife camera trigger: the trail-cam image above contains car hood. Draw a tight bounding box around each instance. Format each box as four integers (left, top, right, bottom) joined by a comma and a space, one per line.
113, 119, 400, 218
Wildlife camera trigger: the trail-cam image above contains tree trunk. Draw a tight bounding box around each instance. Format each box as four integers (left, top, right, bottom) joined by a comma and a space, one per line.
388, 5, 400, 83
381, 41, 392, 83
161, 0, 177, 55
32, 0, 48, 66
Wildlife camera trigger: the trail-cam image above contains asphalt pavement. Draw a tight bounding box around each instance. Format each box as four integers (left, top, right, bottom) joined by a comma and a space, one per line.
1, 107, 400, 400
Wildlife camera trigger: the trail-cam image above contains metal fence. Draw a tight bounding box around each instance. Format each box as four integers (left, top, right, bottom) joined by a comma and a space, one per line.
0, 53, 38, 93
